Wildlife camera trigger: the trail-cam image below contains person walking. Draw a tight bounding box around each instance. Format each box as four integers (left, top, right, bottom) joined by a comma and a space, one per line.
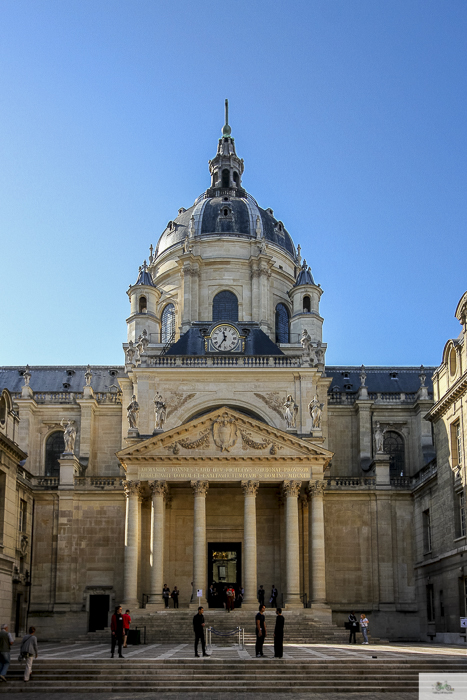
122, 609, 131, 648
257, 585, 265, 607
20, 627, 38, 682
273, 608, 284, 658
360, 613, 369, 644
171, 586, 180, 608
0, 624, 11, 682
110, 605, 125, 658
162, 584, 170, 608
193, 606, 210, 657
270, 585, 278, 608
255, 604, 266, 657
348, 611, 358, 644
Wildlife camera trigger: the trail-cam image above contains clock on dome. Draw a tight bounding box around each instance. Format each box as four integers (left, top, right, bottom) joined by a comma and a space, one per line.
205, 324, 245, 353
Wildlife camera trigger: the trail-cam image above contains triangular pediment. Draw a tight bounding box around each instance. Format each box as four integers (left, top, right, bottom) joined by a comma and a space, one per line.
117, 406, 333, 466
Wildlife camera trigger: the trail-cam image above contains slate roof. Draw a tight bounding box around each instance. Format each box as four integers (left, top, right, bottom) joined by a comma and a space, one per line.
294, 266, 315, 287
155, 192, 295, 259
326, 366, 435, 395
0, 366, 125, 394
134, 265, 156, 287
164, 324, 284, 357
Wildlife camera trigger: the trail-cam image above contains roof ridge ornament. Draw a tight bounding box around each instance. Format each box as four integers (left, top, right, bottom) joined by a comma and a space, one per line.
222, 98, 231, 138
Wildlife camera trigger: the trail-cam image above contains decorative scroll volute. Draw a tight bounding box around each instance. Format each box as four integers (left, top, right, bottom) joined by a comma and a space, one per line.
149, 480, 168, 498
241, 480, 259, 497
282, 480, 302, 498
191, 480, 209, 497
123, 480, 142, 498
307, 480, 326, 498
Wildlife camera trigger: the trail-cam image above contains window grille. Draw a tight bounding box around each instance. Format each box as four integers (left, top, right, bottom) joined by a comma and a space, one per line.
161, 304, 176, 344
275, 303, 290, 343
45, 431, 65, 477
212, 291, 238, 322
383, 431, 405, 476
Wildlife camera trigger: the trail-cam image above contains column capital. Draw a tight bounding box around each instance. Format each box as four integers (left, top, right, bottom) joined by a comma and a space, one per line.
241, 480, 259, 496
191, 480, 209, 497
149, 480, 168, 498
307, 479, 326, 498
282, 480, 302, 498
123, 479, 142, 498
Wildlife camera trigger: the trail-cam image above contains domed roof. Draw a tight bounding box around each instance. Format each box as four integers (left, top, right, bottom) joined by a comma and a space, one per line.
154, 192, 296, 259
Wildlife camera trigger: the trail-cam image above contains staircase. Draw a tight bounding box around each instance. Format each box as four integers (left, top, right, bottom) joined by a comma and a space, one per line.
78, 609, 386, 646
2, 657, 467, 693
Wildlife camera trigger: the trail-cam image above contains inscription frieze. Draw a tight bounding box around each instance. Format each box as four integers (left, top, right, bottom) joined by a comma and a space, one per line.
138, 465, 311, 481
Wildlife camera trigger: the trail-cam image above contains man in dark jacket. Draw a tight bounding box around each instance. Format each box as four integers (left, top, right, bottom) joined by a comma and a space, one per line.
0, 624, 11, 681
255, 604, 266, 657
193, 607, 210, 657
110, 606, 125, 658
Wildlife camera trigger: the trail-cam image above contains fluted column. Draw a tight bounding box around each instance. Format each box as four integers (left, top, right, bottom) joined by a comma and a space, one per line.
241, 480, 259, 608
190, 481, 209, 607
123, 480, 142, 607
308, 480, 326, 604
147, 480, 167, 609
283, 480, 302, 608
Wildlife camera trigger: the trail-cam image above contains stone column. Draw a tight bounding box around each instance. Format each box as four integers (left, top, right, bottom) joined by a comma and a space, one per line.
308, 480, 326, 604
190, 481, 209, 608
282, 480, 302, 608
241, 480, 259, 608
123, 480, 142, 608
146, 481, 167, 610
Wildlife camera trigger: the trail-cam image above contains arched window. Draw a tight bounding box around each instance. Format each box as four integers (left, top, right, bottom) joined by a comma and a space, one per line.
383, 431, 405, 477
233, 171, 239, 187
139, 296, 147, 313
275, 303, 290, 343
212, 291, 238, 322
303, 295, 311, 312
222, 169, 230, 188
0, 396, 6, 426
45, 431, 65, 477
161, 303, 175, 344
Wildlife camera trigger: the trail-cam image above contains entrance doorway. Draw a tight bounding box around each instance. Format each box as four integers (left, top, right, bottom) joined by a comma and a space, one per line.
88, 594, 110, 632
207, 542, 242, 608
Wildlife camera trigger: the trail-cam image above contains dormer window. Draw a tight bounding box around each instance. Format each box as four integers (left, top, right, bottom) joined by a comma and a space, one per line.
66, 370, 75, 377
167, 221, 176, 232
344, 384, 353, 391
266, 208, 274, 216
63, 382, 70, 390
390, 372, 398, 379
108, 369, 118, 377
342, 372, 349, 379
178, 207, 186, 215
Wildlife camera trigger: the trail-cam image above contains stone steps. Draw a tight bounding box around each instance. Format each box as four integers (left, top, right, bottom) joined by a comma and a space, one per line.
2, 658, 466, 693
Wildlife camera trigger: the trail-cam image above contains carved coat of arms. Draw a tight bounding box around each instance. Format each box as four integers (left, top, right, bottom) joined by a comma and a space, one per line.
212, 413, 238, 452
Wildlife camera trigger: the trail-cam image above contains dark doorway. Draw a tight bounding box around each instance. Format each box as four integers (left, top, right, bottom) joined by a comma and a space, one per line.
207, 542, 242, 608
89, 594, 110, 632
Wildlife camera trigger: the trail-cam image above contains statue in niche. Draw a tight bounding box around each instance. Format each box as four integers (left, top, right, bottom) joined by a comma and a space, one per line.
127, 395, 139, 430
283, 395, 298, 429
300, 329, 312, 354
61, 419, 77, 453
308, 395, 323, 429
374, 421, 385, 453
154, 392, 167, 430
84, 365, 92, 387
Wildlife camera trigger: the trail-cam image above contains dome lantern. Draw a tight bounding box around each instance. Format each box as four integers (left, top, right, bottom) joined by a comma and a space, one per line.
208, 99, 245, 195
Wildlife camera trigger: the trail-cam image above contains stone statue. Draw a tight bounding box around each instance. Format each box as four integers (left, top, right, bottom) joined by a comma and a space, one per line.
23, 365, 31, 386
283, 395, 298, 429
127, 395, 139, 430
300, 329, 312, 355
359, 365, 366, 387
61, 419, 77, 453
259, 237, 267, 254
183, 235, 190, 253
256, 215, 262, 239
308, 395, 323, 429
154, 392, 167, 431
374, 422, 385, 453
126, 341, 136, 365
84, 365, 92, 387
189, 215, 195, 238
296, 244, 302, 266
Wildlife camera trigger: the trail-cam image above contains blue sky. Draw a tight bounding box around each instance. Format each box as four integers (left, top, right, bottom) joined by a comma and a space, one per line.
1, 0, 466, 367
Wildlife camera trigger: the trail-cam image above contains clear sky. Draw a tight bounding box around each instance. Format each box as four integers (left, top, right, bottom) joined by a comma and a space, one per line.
1, 0, 466, 368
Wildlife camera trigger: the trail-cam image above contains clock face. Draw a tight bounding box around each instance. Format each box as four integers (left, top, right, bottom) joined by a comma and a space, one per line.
211, 325, 240, 352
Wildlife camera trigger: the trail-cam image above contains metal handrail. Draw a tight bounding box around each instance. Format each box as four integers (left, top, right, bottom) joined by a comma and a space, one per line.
206, 626, 244, 650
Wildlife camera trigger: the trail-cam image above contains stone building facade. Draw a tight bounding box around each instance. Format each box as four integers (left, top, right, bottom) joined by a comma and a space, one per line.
1, 108, 457, 643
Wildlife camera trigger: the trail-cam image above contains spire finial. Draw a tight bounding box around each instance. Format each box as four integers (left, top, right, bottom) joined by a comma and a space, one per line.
222, 98, 231, 137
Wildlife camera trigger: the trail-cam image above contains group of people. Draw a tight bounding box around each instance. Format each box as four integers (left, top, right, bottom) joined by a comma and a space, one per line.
0, 624, 38, 683
162, 585, 180, 608
258, 584, 278, 608
347, 612, 370, 644
192, 604, 285, 659
208, 583, 243, 609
